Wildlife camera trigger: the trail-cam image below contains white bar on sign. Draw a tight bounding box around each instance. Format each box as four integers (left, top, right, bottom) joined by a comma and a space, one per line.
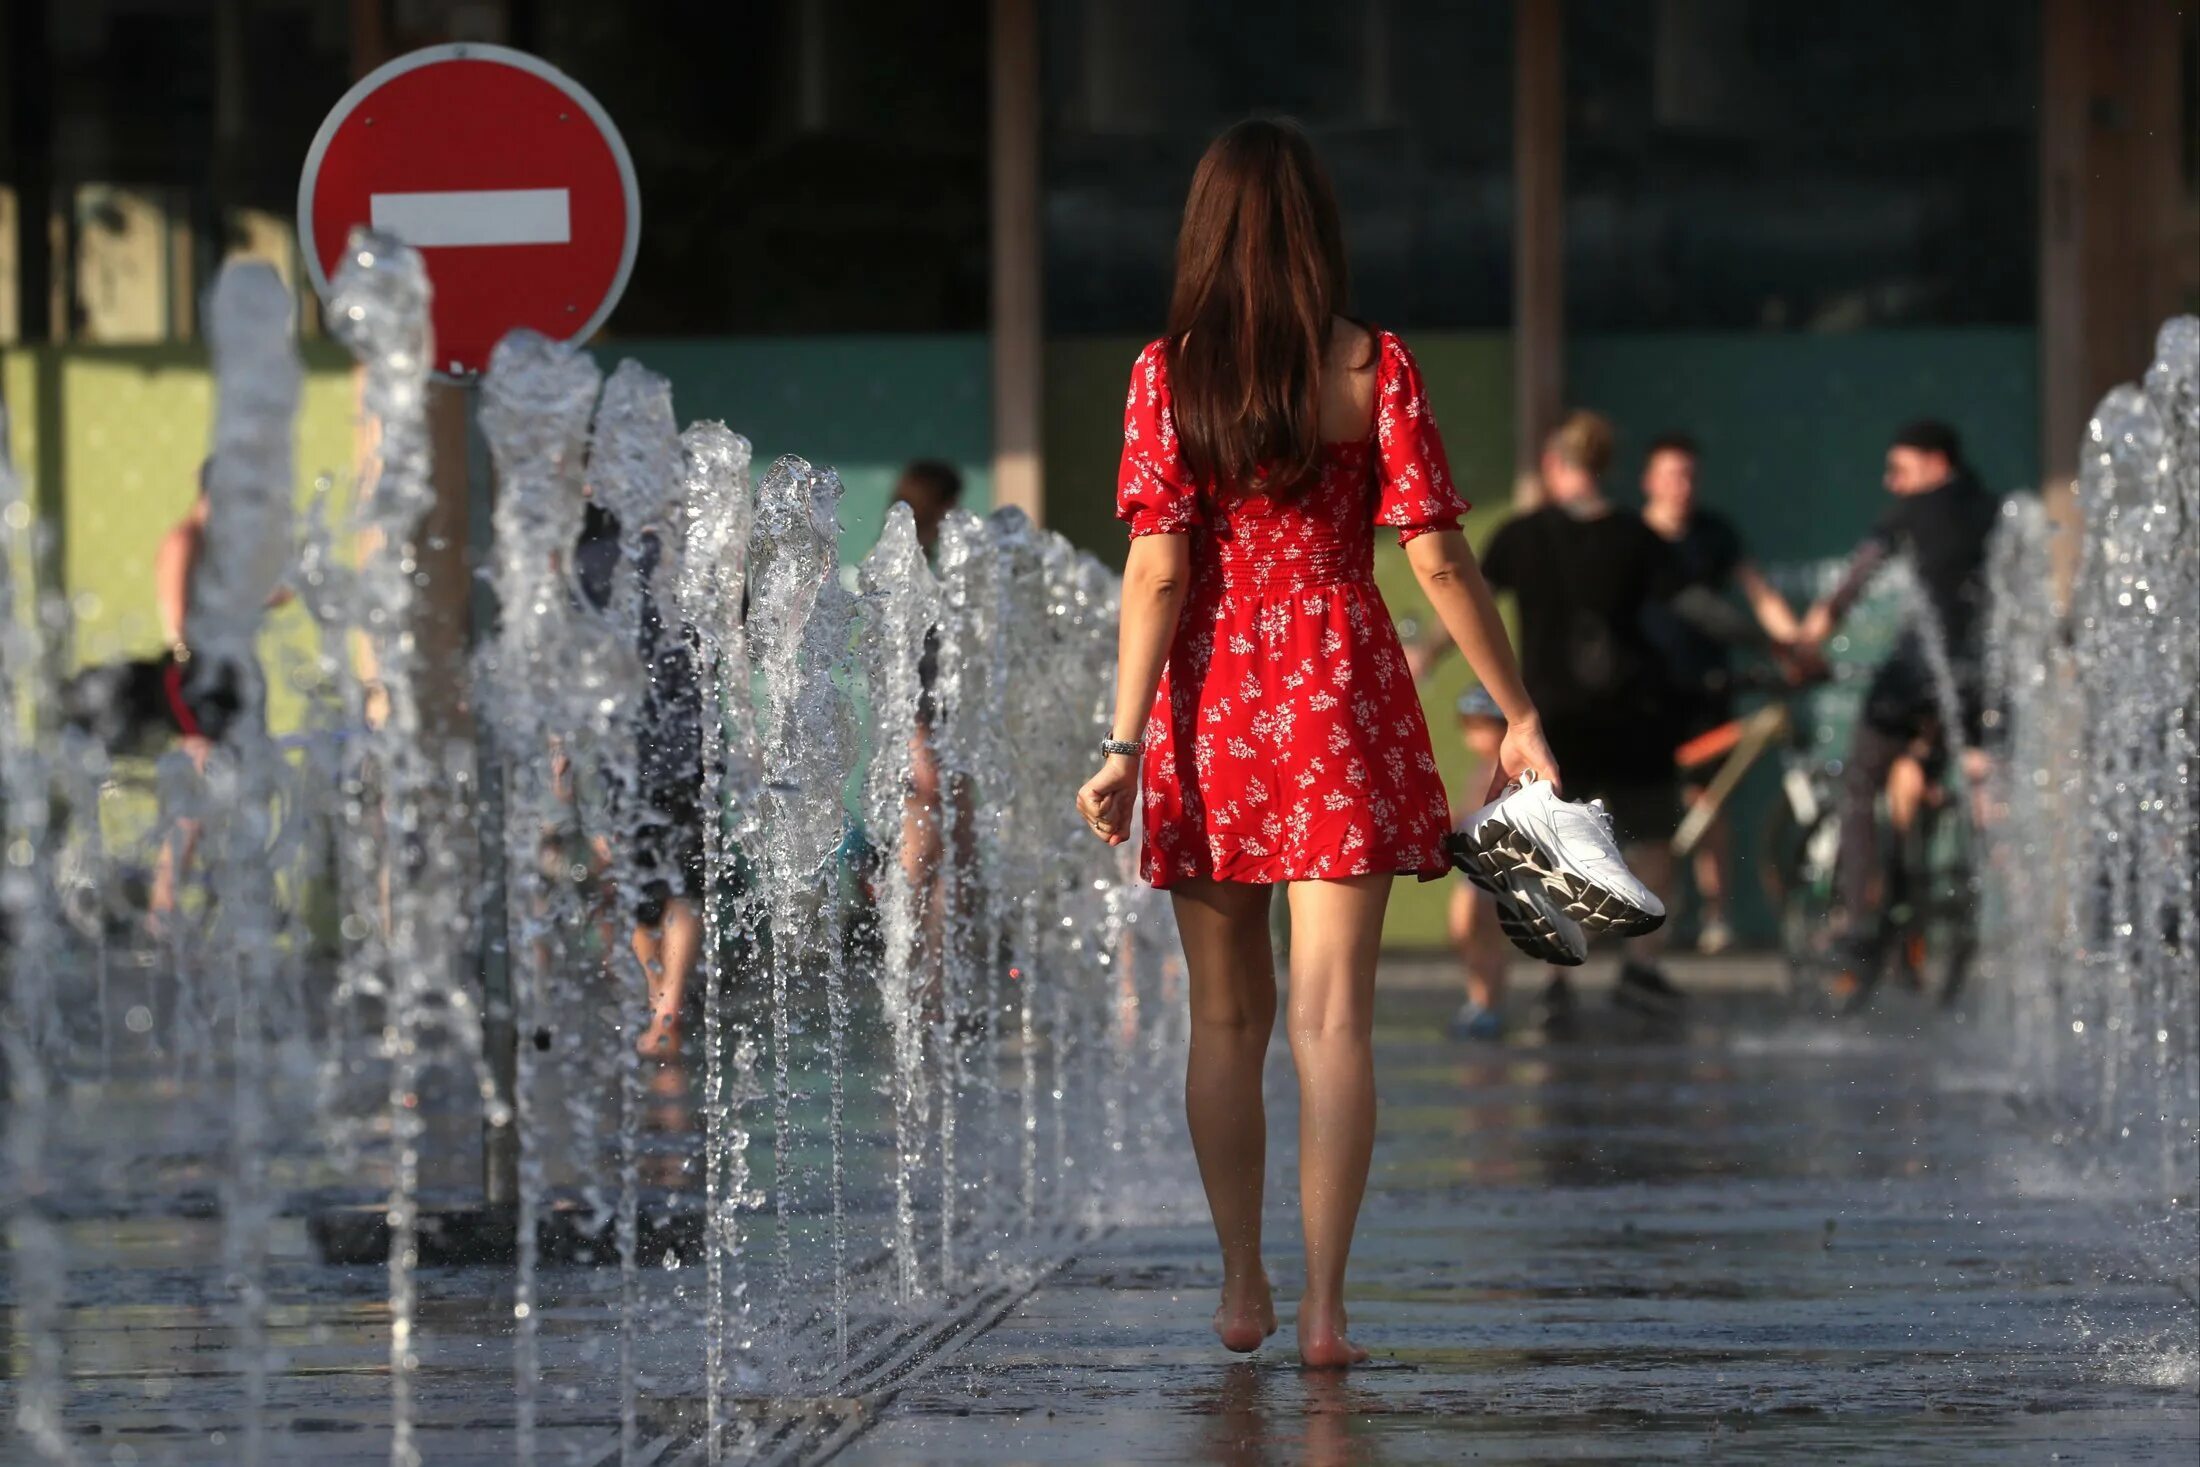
368, 188, 571, 248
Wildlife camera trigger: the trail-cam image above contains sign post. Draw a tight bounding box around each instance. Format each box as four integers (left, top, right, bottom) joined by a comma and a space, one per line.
299, 43, 639, 1260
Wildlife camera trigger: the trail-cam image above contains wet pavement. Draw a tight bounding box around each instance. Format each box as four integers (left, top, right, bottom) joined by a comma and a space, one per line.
9, 958, 2197, 1464
842, 975, 2199, 1465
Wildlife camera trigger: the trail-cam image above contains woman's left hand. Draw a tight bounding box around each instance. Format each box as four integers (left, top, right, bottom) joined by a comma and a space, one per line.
1076, 755, 1140, 845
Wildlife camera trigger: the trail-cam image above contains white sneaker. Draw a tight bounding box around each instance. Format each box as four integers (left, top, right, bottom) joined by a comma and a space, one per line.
1450, 776, 1666, 937
1484, 876, 1589, 967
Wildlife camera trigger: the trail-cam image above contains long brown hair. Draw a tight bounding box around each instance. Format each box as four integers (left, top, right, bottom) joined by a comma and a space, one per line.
1165, 118, 1351, 495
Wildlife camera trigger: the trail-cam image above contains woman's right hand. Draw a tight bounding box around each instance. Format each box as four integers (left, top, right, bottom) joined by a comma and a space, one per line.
1497, 713, 1562, 794
1076, 755, 1141, 846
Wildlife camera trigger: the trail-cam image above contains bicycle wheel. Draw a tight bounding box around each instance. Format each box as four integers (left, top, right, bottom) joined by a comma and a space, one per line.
1759, 783, 1841, 1015
1913, 805, 1980, 1007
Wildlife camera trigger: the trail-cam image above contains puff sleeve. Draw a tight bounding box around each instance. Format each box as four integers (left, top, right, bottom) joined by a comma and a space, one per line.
1115, 341, 1206, 537
1371, 332, 1470, 545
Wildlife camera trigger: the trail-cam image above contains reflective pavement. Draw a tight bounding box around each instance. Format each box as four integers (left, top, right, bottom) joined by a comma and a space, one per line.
842, 979, 2199, 1465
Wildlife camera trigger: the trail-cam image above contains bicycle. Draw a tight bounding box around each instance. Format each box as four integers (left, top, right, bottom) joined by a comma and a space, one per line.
1669, 670, 1979, 1014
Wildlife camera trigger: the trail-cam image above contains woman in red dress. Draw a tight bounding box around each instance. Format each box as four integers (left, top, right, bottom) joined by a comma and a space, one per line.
1076, 120, 1559, 1367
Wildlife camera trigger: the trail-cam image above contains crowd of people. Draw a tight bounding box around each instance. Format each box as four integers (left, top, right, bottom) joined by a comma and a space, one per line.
1416, 409, 2002, 1042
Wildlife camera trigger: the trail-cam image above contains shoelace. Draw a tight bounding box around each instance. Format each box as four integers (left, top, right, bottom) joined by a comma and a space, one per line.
1579, 797, 1617, 844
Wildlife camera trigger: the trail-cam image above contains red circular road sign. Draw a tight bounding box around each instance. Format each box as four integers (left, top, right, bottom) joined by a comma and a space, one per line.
299, 44, 639, 377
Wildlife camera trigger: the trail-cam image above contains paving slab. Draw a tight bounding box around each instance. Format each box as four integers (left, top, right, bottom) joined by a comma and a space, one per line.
841, 985, 2200, 1466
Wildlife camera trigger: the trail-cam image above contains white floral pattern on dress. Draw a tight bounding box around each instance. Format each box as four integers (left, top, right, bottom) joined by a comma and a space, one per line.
1117, 330, 1469, 887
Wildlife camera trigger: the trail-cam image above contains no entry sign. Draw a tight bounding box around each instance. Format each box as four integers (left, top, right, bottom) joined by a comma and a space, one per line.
298, 44, 639, 377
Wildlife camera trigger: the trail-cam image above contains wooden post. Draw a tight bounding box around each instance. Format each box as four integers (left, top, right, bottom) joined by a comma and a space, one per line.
1513, 0, 1564, 472
2037, 0, 2200, 484
990, 0, 1044, 522
4, 0, 54, 345
2038, 0, 2087, 482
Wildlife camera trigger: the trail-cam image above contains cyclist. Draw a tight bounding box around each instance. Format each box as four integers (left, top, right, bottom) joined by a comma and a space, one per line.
1797, 420, 1999, 1002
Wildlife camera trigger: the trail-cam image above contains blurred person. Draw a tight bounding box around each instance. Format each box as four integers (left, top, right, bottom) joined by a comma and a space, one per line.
1797, 420, 1999, 1001
146, 460, 268, 925
891, 459, 960, 955
1074, 118, 1558, 1368
573, 499, 706, 1059
1436, 412, 1771, 1027
147, 469, 215, 926
1636, 434, 1800, 953
869, 458, 985, 1028
890, 458, 964, 555
1444, 686, 1514, 1041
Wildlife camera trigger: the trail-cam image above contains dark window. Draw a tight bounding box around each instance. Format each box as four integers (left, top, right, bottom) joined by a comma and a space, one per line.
1042, 0, 1514, 334
527, 0, 989, 335
1565, 0, 2039, 331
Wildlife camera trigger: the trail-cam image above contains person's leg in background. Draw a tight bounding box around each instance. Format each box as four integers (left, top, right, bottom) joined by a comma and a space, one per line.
633, 888, 700, 1058
1448, 703, 1512, 1039
1832, 716, 1909, 999
1622, 838, 1678, 973
1446, 879, 1510, 1040
147, 735, 211, 931
1607, 779, 1687, 1021
1685, 783, 1735, 954
1284, 873, 1391, 1367
901, 726, 949, 1011
1170, 877, 1281, 1353
1885, 748, 1929, 839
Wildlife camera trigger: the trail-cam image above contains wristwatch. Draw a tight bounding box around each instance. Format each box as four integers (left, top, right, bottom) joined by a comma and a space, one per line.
1100, 737, 1144, 759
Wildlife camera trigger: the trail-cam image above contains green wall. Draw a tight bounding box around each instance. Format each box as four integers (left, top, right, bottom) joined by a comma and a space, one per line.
596, 334, 992, 559
1571, 328, 2041, 556
1, 342, 363, 734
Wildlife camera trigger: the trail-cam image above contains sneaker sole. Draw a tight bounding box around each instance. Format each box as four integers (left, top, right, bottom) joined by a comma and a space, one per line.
1489, 885, 1586, 966
1448, 816, 1666, 938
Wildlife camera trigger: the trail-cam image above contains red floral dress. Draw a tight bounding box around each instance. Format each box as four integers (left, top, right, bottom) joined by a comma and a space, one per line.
1117, 330, 1470, 888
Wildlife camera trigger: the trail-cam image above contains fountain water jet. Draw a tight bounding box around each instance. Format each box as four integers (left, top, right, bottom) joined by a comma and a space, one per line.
858, 502, 940, 1306
478, 326, 604, 1460
2, 276, 1193, 1460
1981, 316, 2199, 1216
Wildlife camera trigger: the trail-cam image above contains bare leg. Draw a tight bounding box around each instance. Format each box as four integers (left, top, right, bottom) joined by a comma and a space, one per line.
1886, 752, 1928, 838
1448, 881, 1509, 1012
903, 732, 947, 1012
1686, 785, 1732, 948
1170, 877, 1281, 1353
1284, 873, 1390, 1368
148, 736, 212, 929
634, 896, 700, 1057
148, 817, 201, 928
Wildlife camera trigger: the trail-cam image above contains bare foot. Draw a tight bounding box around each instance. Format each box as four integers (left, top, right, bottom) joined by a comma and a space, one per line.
635, 1015, 680, 1059
1212, 1272, 1279, 1353
1297, 1308, 1370, 1369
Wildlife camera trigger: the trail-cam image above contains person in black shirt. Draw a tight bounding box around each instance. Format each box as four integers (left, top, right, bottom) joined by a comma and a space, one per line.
1464, 413, 1766, 1023
574, 501, 706, 1058
1637, 434, 1800, 954
1798, 420, 1999, 996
